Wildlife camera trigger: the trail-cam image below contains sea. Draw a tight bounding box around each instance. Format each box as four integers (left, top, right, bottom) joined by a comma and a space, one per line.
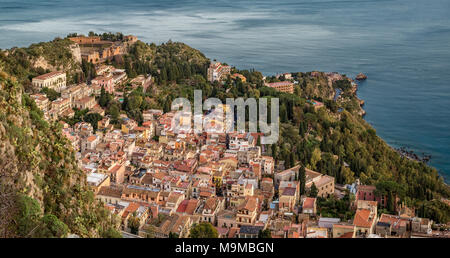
0, 0, 449, 183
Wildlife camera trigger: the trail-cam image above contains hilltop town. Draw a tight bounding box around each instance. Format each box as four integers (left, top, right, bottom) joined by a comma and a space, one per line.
19, 34, 449, 239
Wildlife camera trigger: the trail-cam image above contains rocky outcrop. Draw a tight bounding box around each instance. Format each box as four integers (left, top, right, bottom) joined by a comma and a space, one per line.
355, 73, 367, 81
32, 56, 53, 70
69, 43, 82, 63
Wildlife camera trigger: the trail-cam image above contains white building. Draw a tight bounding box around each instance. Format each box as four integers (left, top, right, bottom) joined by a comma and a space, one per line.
32, 71, 67, 92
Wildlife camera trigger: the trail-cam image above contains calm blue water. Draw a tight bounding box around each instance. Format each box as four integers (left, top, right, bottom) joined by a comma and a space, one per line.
1, 0, 449, 182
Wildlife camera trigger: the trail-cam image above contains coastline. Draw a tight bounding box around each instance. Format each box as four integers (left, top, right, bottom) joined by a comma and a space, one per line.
353, 77, 448, 185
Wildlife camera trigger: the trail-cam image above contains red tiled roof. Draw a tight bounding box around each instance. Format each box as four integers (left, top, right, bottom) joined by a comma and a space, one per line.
303, 197, 316, 209
87, 135, 97, 142
238, 196, 257, 212
353, 209, 373, 228
265, 81, 293, 87
122, 202, 140, 219
262, 177, 273, 183
199, 191, 213, 198
34, 71, 65, 80
338, 232, 354, 238
185, 199, 199, 215
228, 227, 240, 238
176, 200, 189, 213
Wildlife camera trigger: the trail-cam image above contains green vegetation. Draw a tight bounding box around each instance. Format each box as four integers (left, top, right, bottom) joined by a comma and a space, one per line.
127, 212, 141, 235
299, 165, 306, 195
61, 108, 102, 132
98, 86, 113, 107
67, 32, 125, 42
116, 40, 209, 83
169, 232, 180, 238
0, 37, 82, 89
110, 48, 450, 222
84, 113, 103, 131
100, 227, 123, 238
11, 194, 69, 238
122, 86, 151, 124
258, 229, 272, 238
41, 87, 61, 101
317, 194, 355, 221
416, 199, 450, 224
189, 223, 218, 238
80, 59, 97, 82
0, 71, 120, 237
0, 32, 449, 236
309, 183, 318, 198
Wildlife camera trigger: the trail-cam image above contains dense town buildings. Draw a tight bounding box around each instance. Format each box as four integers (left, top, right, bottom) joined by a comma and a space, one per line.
30, 61, 436, 239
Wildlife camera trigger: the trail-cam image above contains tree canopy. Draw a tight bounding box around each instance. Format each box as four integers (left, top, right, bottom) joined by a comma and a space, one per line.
189, 223, 218, 238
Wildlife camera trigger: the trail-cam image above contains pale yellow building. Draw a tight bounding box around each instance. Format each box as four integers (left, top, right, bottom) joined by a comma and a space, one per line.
32, 71, 67, 92
236, 196, 259, 226
73, 96, 96, 110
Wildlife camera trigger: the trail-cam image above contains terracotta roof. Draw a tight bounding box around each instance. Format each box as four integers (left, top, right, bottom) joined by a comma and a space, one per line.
34, 71, 65, 80
185, 199, 199, 215
238, 196, 257, 212
176, 200, 189, 213
265, 81, 293, 87
141, 174, 153, 185
97, 186, 123, 198
86, 135, 97, 142
75, 96, 95, 104
282, 187, 296, 196
353, 209, 374, 228
171, 215, 189, 235
153, 172, 167, 181
262, 177, 273, 183
339, 232, 354, 238
122, 202, 141, 219
378, 214, 409, 229
220, 157, 238, 163
204, 197, 218, 211
228, 227, 240, 238
303, 197, 316, 209
314, 174, 335, 187
333, 224, 354, 229
199, 191, 213, 198
108, 164, 122, 174
216, 227, 229, 236
167, 192, 182, 204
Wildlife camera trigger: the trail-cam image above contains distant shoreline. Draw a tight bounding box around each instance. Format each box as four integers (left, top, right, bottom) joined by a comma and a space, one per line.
352, 78, 449, 185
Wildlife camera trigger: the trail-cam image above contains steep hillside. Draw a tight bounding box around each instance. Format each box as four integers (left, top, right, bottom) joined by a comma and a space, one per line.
118, 40, 209, 82
0, 37, 82, 92
0, 33, 448, 232
0, 55, 119, 239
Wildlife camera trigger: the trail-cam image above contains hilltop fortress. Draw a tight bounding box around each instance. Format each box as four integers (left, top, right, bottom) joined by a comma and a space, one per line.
68, 35, 138, 64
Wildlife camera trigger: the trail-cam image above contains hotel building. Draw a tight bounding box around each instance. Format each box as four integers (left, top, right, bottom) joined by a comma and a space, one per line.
264, 81, 294, 94
32, 71, 67, 92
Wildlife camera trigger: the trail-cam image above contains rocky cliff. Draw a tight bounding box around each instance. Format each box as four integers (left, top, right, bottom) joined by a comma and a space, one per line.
0, 49, 118, 238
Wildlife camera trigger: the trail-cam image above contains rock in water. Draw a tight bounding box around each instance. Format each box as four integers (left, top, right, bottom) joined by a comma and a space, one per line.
355, 73, 367, 80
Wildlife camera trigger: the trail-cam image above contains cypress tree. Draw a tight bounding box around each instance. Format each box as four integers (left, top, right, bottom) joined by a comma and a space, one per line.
309, 182, 318, 198
299, 165, 306, 195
